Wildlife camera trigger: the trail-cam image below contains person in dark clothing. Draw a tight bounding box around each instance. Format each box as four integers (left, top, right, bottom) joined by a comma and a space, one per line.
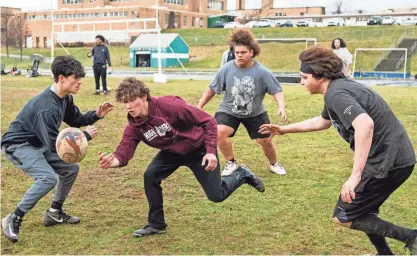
220, 40, 235, 67
88, 35, 112, 95
98, 77, 265, 238
1, 56, 114, 243
259, 46, 417, 255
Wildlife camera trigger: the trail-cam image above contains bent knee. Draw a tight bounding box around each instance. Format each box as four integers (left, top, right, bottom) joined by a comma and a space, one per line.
333, 217, 352, 227
256, 137, 272, 146
207, 193, 225, 203
217, 125, 233, 139
38, 174, 58, 188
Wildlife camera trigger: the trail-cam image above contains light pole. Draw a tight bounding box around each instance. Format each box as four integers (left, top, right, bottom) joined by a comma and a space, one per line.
50, 0, 54, 61
153, 0, 168, 83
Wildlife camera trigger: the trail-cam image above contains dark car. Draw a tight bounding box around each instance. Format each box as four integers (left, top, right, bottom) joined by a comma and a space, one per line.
367, 16, 382, 25
279, 20, 293, 27
212, 21, 226, 28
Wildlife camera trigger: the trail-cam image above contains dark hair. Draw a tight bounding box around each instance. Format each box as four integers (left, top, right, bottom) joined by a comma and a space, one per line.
95, 35, 105, 42
115, 77, 151, 103
51, 55, 85, 83
331, 38, 347, 49
299, 46, 345, 80
230, 29, 261, 57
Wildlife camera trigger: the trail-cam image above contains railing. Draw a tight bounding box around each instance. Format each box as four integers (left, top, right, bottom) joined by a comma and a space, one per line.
395, 41, 417, 70
373, 32, 406, 70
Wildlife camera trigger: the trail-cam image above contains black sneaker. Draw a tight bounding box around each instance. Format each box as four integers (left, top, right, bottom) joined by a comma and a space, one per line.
1, 213, 22, 243
133, 224, 166, 238
43, 210, 80, 226
240, 165, 265, 193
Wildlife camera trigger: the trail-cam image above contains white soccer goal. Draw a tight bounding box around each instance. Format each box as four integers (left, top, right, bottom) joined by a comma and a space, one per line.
256, 38, 317, 49
353, 48, 408, 79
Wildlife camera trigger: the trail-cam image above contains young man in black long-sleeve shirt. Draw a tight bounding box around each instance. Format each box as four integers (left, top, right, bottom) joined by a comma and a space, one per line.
1, 56, 114, 243
88, 35, 112, 95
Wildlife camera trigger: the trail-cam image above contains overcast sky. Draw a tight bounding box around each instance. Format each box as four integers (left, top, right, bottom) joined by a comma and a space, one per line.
0, 0, 416, 13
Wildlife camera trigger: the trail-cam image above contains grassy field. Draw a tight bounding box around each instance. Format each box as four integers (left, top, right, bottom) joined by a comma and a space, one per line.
1, 76, 416, 254
2, 26, 417, 73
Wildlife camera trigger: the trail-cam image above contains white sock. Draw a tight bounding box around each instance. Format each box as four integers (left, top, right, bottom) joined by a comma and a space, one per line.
49, 208, 59, 212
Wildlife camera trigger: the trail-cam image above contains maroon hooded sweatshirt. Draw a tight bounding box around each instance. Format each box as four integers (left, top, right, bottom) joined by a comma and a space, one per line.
113, 96, 217, 167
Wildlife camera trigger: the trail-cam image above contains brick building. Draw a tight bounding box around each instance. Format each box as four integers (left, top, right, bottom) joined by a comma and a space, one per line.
16, 0, 226, 48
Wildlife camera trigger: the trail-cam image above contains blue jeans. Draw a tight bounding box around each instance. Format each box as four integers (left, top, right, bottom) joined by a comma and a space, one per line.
2, 143, 79, 213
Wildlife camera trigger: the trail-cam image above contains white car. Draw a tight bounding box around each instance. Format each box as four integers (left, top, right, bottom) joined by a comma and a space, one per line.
326, 18, 345, 26
224, 22, 245, 28
396, 17, 417, 26
382, 16, 395, 25
296, 20, 310, 27
245, 19, 274, 28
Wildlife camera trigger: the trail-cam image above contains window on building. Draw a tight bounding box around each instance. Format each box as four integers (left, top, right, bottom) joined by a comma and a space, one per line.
89, 0, 96, 2
174, 15, 179, 26
192, 17, 195, 27
165, 14, 169, 24
163, 0, 184, 5
95, 13, 98, 17
104, 12, 108, 17
63, 0, 82, 4
124, 11, 128, 16
183, 16, 187, 26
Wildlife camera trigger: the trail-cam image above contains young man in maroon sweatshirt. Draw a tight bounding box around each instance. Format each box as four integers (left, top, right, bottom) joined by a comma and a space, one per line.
99, 77, 265, 238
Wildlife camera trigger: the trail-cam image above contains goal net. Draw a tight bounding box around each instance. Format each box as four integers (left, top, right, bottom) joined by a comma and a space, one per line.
353, 48, 409, 79
255, 38, 317, 72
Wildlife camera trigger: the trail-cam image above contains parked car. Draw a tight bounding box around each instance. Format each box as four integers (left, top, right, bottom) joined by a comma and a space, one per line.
381, 16, 395, 25
296, 20, 310, 27
279, 20, 293, 27
245, 19, 275, 28
327, 18, 345, 26
396, 17, 417, 25
212, 21, 226, 28
367, 16, 382, 25
224, 22, 245, 28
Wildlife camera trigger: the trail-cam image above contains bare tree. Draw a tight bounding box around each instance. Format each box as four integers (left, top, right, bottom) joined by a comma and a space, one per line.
1, 8, 16, 57
10, 14, 29, 61
335, 0, 343, 14
245, 3, 273, 21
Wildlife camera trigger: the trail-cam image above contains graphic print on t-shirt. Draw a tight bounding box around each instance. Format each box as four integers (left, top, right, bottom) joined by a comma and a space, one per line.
327, 108, 354, 144
231, 76, 255, 116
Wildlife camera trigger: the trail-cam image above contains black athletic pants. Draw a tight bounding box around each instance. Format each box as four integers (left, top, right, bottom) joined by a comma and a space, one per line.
93, 63, 107, 91
144, 148, 248, 229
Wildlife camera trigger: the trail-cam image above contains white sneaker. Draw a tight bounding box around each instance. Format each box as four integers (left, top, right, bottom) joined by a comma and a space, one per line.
221, 161, 239, 176
270, 162, 287, 175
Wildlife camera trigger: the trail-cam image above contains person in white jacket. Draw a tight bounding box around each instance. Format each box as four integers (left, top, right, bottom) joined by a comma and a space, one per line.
220, 41, 235, 67
331, 38, 353, 77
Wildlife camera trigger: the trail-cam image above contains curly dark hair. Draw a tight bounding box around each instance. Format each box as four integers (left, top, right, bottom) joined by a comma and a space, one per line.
331, 38, 347, 49
115, 77, 151, 103
51, 55, 85, 83
95, 35, 105, 42
230, 29, 261, 57
299, 46, 345, 80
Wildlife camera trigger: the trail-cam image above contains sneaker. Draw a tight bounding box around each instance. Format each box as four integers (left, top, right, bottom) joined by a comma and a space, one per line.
103, 90, 109, 95
1, 213, 22, 243
270, 161, 287, 175
221, 160, 239, 177
43, 210, 80, 226
405, 232, 417, 255
94, 90, 100, 95
240, 165, 265, 193
133, 224, 166, 238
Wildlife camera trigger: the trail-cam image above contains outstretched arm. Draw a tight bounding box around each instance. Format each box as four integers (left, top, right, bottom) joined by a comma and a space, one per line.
259, 116, 331, 136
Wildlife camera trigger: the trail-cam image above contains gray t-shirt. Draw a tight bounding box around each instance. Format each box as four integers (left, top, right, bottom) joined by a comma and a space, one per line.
321, 78, 416, 178
209, 61, 282, 118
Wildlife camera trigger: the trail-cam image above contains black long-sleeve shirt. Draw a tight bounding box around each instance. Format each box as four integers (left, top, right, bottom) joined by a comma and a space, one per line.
1, 86, 101, 152
91, 45, 112, 66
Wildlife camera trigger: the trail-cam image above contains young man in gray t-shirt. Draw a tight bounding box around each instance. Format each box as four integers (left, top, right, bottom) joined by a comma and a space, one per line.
198, 29, 288, 176
260, 46, 416, 255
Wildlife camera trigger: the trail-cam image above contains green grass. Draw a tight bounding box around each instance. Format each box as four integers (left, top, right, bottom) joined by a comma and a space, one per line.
2, 26, 417, 73
1, 76, 417, 254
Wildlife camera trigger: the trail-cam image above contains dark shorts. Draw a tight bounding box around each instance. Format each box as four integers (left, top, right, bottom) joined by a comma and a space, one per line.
333, 164, 415, 223
214, 112, 270, 139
